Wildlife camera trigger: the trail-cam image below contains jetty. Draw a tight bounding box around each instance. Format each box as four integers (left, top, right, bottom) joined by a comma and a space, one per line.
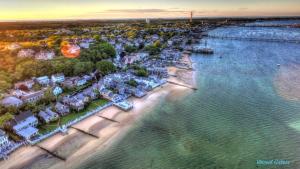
36, 145, 66, 161
70, 126, 99, 139
167, 80, 198, 90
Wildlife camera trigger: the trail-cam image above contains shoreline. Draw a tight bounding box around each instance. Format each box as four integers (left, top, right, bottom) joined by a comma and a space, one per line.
0, 58, 196, 169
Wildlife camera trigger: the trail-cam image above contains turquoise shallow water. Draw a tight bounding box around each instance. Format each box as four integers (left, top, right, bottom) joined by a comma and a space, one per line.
78, 24, 300, 169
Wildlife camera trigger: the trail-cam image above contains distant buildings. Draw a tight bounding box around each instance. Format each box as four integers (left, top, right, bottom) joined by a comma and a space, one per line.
17, 49, 35, 58
35, 51, 55, 60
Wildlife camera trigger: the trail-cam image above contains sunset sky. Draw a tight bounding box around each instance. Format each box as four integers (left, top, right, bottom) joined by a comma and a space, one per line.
0, 0, 300, 21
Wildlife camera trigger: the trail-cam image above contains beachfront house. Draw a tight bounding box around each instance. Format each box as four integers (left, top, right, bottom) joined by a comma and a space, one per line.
63, 96, 85, 111
35, 76, 50, 86
113, 100, 133, 111
83, 87, 98, 100
8, 111, 39, 140
55, 102, 70, 116
38, 108, 59, 123
1, 96, 24, 108
0, 130, 11, 149
51, 74, 65, 84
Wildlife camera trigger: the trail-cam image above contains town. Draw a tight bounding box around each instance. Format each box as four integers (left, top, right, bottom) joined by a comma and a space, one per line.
0, 19, 226, 159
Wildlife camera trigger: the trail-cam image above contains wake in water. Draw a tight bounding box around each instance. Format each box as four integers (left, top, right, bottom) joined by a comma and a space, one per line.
274, 64, 300, 101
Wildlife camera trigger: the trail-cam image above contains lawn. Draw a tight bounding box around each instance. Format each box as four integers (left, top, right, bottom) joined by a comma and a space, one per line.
60, 98, 108, 125
37, 99, 109, 134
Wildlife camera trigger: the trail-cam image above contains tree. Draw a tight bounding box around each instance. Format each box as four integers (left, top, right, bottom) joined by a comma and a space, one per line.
0, 71, 12, 93
15, 60, 39, 80
124, 45, 138, 53
145, 45, 161, 55
80, 42, 116, 62
73, 61, 95, 75
0, 113, 13, 127
135, 68, 148, 77
96, 61, 116, 76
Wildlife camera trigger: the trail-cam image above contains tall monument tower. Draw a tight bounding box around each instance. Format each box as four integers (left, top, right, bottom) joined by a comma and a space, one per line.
190, 11, 193, 23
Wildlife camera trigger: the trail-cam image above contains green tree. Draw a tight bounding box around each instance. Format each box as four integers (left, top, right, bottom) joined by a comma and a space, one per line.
96, 61, 116, 76
124, 45, 138, 53
73, 61, 95, 75
0, 113, 13, 127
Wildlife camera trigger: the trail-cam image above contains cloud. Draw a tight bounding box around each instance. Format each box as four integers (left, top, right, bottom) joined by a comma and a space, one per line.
103, 8, 187, 13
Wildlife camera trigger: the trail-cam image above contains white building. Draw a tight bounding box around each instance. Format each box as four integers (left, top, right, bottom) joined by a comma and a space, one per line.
0, 130, 11, 150
35, 51, 55, 60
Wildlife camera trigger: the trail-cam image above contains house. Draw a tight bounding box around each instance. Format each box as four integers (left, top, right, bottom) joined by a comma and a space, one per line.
38, 108, 59, 123
52, 86, 63, 96
79, 42, 90, 49
0, 130, 11, 150
1, 96, 23, 107
20, 90, 45, 103
51, 74, 65, 84
35, 76, 50, 86
133, 89, 147, 98
113, 100, 133, 111
6, 43, 21, 51
35, 51, 55, 60
9, 111, 39, 140
75, 78, 87, 86
63, 96, 85, 111
83, 87, 98, 100
55, 102, 70, 116
14, 80, 35, 90
17, 49, 35, 58
123, 52, 149, 65
62, 77, 87, 89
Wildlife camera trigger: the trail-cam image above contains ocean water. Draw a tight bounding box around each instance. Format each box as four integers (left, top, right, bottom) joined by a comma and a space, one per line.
78, 23, 300, 169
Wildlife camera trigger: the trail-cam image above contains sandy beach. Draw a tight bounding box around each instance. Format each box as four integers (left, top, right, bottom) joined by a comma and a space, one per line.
0, 60, 196, 169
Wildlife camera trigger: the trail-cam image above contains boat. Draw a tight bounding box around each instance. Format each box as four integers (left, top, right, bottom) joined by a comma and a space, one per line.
193, 40, 214, 55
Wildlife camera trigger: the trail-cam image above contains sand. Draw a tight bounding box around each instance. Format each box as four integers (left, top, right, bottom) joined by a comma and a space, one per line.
0, 60, 196, 169
274, 64, 300, 101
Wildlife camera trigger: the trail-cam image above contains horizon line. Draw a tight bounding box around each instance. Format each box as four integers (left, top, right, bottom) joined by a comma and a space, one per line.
1, 15, 300, 23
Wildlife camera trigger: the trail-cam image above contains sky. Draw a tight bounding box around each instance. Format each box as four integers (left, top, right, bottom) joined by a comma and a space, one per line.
0, 0, 300, 21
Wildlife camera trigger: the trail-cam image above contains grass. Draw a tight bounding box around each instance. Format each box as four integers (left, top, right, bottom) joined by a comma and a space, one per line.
38, 121, 59, 135
60, 98, 108, 125
37, 98, 108, 135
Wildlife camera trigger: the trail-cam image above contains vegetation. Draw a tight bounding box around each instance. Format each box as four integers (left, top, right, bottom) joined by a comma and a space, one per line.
60, 99, 108, 125
80, 42, 116, 62
96, 61, 116, 76
0, 113, 13, 127
126, 79, 138, 87
124, 45, 138, 53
